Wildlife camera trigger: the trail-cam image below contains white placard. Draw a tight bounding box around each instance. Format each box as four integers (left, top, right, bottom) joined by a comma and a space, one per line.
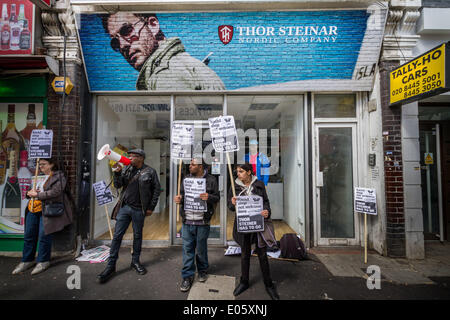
171, 123, 194, 159
208, 116, 239, 152
236, 195, 264, 233
29, 129, 53, 159
183, 178, 207, 212
93, 181, 114, 206
354, 187, 377, 215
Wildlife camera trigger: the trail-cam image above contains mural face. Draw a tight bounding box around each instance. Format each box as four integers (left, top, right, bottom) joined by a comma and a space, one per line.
78, 10, 386, 91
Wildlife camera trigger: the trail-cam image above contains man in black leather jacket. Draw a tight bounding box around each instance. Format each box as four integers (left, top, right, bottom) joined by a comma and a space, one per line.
97, 149, 160, 284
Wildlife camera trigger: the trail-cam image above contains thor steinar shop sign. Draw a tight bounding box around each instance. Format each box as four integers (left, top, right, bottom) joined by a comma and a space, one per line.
390, 42, 450, 105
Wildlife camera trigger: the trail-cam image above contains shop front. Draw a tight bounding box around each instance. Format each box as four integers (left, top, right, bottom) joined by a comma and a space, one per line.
75, 4, 387, 248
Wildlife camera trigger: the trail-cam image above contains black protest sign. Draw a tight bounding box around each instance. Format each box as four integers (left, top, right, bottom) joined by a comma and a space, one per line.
183, 178, 207, 212
29, 129, 53, 159
236, 195, 264, 233
93, 181, 114, 206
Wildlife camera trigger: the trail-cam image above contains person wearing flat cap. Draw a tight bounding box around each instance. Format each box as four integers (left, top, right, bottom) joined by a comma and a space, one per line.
97, 148, 160, 284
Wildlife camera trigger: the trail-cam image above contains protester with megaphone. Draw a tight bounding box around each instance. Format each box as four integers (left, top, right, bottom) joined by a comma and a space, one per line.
97, 148, 160, 284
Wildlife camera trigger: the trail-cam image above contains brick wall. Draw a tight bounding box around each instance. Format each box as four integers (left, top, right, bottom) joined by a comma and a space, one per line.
380, 60, 406, 257
46, 62, 82, 251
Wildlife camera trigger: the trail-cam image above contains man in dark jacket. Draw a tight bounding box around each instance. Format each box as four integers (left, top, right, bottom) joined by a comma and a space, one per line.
174, 158, 219, 292
97, 149, 160, 284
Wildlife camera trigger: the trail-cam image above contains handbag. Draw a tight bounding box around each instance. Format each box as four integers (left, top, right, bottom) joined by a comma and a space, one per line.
43, 202, 65, 217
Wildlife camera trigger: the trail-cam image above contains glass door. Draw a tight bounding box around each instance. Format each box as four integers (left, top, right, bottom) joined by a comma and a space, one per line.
170, 96, 226, 245
314, 123, 359, 246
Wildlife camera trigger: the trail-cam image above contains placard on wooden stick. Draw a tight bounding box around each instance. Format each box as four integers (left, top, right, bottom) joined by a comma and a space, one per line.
354, 187, 377, 264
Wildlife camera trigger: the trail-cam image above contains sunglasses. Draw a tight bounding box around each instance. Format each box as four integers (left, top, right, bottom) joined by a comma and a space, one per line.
110, 18, 148, 52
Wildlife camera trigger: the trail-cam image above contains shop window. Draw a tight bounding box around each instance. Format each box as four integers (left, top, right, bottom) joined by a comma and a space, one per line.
0, 103, 44, 234
95, 96, 171, 241
174, 96, 223, 121
226, 95, 305, 240
314, 94, 356, 118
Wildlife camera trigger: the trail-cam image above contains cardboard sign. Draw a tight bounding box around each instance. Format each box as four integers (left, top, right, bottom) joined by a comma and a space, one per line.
93, 181, 114, 206
171, 123, 194, 159
28, 129, 53, 159
354, 187, 377, 215
183, 178, 207, 212
236, 195, 264, 233
208, 116, 239, 152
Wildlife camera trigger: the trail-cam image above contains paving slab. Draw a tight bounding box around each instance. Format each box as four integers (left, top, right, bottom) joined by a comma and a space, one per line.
187, 274, 236, 300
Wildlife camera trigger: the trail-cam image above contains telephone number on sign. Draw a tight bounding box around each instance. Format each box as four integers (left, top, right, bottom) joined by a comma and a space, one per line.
392, 77, 443, 98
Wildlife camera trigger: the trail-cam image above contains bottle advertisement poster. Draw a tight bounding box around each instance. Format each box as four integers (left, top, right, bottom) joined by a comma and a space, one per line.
0, 0, 34, 55
0, 103, 44, 234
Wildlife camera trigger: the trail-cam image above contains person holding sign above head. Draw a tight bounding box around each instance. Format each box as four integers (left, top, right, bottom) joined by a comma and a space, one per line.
174, 158, 220, 292
228, 162, 279, 300
12, 158, 73, 276
97, 149, 160, 284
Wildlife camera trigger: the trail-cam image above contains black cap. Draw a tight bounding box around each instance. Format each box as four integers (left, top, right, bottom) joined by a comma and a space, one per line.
128, 148, 146, 159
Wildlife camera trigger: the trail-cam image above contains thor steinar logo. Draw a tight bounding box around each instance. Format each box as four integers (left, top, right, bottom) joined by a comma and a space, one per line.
219, 25, 234, 45
221, 25, 338, 44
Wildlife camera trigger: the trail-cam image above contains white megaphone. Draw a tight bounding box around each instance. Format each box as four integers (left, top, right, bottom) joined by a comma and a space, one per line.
97, 144, 131, 171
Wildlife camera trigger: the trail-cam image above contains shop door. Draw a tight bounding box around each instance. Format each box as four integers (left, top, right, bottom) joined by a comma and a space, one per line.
419, 123, 447, 241
314, 124, 359, 246
170, 120, 227, 245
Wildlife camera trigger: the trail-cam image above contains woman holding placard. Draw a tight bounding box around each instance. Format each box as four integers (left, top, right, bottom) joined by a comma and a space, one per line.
227, 163, 279, 300
11, 158, 73, 275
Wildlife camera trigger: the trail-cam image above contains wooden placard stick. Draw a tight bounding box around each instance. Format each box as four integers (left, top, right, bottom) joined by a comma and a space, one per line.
176, 158, 182, 222
364, 213, 368, 264
226, 152, 236, 198
31, 158, 40, 208
104, 205, 113, 240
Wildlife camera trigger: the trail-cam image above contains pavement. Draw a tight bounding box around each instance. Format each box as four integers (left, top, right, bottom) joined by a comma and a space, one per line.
1, 242, 450, 300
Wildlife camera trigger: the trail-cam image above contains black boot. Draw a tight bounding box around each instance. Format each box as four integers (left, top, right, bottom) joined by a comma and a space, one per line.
265, 283, 280, 300
233, 279, 249, 297
130, 261, 147, 275
97, 265, 116, 284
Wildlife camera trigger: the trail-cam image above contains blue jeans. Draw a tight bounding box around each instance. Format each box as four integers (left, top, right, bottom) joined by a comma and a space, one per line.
181, 224, 210, 279
22, 211, 53, 263
108, 205, 145, 266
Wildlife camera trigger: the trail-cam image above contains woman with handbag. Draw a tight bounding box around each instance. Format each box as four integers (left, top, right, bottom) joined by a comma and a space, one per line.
227, 162, 280, 300
12, 158, 73, 275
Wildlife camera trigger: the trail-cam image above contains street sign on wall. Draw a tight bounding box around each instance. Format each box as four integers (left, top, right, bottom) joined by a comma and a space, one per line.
390, 42, 450, 106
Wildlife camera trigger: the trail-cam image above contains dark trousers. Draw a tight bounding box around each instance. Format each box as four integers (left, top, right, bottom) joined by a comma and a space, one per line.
22, 211, 53, 263
108, 205, 145, 266
240, 233, 273, 287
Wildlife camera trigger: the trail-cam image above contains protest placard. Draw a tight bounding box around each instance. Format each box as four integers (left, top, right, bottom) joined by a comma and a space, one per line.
29, 129, 53, 159
93, 181, 114, 206
183, 178, 207, 212
354, 187, 377, 215
236, 195, 264, 233
208, 116, 239, 153
171, 123, 194, 159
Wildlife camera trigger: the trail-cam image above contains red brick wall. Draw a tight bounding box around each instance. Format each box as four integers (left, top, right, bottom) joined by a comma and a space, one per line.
380, 60, 406, 257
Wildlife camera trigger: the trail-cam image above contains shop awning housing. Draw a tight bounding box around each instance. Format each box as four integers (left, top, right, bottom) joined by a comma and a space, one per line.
0, 55, 59, 75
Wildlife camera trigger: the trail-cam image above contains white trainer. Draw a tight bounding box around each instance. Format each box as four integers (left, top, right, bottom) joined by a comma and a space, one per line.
12, 262, 35, 275
31, 261, 50, 275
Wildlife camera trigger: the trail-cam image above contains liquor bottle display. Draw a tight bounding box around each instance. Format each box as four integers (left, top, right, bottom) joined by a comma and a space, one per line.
0, 103, 43, 233
0, 3, 10, 50
20, 104, 37, 173
19, 18, 30, 50
18, 150, 31, 225
9, 4, 19, 50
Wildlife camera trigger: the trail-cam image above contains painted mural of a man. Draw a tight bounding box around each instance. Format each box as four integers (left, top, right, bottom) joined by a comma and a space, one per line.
101, 12, 225, 91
